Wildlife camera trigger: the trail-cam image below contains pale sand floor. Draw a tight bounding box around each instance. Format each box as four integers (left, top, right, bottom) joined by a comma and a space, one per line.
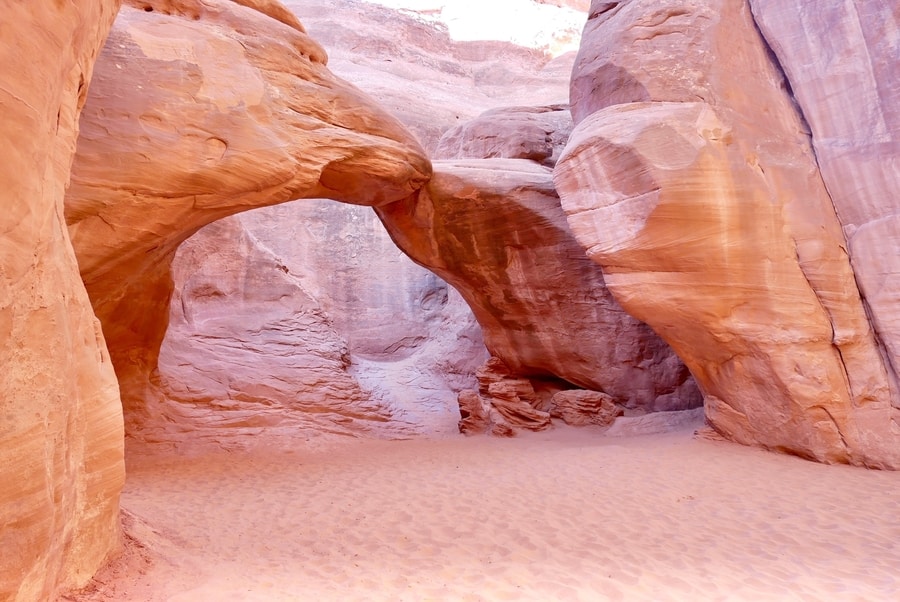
73, 424, 900, 601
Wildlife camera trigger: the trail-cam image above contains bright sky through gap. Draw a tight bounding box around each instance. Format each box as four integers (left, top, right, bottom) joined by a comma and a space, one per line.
361, 0, 587, 56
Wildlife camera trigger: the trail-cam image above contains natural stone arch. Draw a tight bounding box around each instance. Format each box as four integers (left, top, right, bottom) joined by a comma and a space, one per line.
65, 0, 431, 441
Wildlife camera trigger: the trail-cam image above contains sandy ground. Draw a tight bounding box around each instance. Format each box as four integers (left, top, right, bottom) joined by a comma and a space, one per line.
68, 422, 900, 601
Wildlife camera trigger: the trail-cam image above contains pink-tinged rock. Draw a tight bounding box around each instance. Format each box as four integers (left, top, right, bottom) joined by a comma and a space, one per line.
457, 357, 552, 434
65, 0, 431, 440
152, 216, 403, 448
434, 105, 573, 166
285, 0, 576, 152
379, 159, 701, 412
458, 389, 493, 435
0, 1, 124, 600
153, 198, 487, 447
556, 1, 897, 468
749, 0, 900, 422
550, 390, 623, 428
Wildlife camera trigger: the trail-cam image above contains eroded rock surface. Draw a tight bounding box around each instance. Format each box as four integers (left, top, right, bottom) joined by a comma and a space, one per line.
750, 0, 900, 422
65, 0, 431, 441
379, 158, 701, 413
555, 0, 899, 466
155, 217, 399, 447
550, 390, 623, 428
457, 358, 551, 435
0, 1, 124, 600
286, 0, 577, 151
155, 200, 487, 447
434, 105, 573, 167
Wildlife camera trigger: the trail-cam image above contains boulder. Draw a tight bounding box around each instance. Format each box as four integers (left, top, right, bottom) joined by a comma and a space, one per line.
434, 104, 573, 167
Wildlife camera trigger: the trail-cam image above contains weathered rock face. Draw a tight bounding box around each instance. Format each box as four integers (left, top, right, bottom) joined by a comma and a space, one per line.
550, 389, 623, 428
458, 358, 552, 435
555, 0, 899, 466
155, 216, 400, 447
144, 0, 581, 446
0, 1, 124, 600
749, 0, 900, 421
65, 0, 431, 439
434, 105, 573, 167
379, 158, 701, 412
285, 0, 577, 152
154, 200, 486, 448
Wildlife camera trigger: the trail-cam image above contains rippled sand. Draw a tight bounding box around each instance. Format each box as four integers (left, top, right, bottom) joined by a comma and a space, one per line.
70, 424, 900, 601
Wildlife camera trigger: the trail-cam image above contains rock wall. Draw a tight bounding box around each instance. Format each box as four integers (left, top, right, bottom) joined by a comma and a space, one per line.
749, 0, 900, 423
555, 0, 899, 466
0, 1, 124, 600
65, 0, 431, 442
156, 202, 486, 448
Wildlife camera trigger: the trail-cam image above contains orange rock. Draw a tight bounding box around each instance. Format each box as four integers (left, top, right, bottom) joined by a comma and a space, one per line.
379, 159, 701, 412
550, 390, 623, 428
0, 1, 124, 600
751, 0, 900, 447
65, 0, 431, 438
555, 0, 898, 467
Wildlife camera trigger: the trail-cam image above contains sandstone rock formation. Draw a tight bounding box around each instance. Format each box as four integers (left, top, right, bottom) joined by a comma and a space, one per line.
458, 358, 552, 435
285, 0, 576, 151
749, 0, 900, 427
144, 0, 587, 446
156, 201, 487, 447
550, 389, 623, 428
379, 158, 701, 413
555, 0, 899, 467
155, 216, 399, 446
65, 0, 431, 440
0, 1, 124, 600
434, 105, 573, 167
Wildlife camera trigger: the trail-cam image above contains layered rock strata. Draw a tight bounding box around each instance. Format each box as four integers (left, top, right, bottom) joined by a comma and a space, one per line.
378, 158, 701, 413
458, 358, 552, 435
550, 389, 623, 428
0, 1, 124, 600
65, 0, 431, 439
555, 0, 899, 466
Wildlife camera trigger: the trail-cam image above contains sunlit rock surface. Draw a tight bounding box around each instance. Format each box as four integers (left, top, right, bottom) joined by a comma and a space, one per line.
750, 0, 900, 434
0, 1, 124, 600
65, 0, 431, 443
285, 0, 577, 151
555, 0, 899, 466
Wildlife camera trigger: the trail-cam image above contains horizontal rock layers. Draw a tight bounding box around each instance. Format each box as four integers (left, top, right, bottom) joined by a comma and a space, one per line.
555, 0, 899, 466
0, 1, 124, 600
65, 0, 431, 441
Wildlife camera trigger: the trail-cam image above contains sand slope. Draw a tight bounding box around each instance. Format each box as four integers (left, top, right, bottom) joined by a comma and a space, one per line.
69, 424, 900, 601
